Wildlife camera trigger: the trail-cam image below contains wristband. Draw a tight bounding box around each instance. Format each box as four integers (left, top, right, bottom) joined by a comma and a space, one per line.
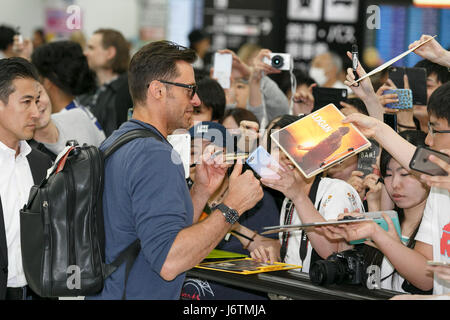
243, 231, 258, 250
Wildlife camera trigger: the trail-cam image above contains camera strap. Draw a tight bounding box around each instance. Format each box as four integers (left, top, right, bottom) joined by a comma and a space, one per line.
288, 56, 296, 115
280, 175, 322, 266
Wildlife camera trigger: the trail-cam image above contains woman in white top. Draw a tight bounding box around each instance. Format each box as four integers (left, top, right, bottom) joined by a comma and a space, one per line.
251, 115, 364, 273
353, 130, 432, 294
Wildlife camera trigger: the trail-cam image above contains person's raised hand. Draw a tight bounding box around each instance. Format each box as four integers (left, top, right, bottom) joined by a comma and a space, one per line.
409, 35, 449, 67
377, 79, 399, 110
249, 49, 282, 82
344, 51, 377, 102
217, 49, 252, 79
224, 160, 264, 215
420, 149, 450, 192
342, 112, 382, 138
260, 159, 305, 201
194, 144, 230, 197
293, 83, 316, 115
347, 170, 365, 199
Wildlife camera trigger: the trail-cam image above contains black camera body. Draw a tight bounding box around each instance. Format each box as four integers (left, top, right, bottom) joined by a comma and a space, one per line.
309, 249, 367, 286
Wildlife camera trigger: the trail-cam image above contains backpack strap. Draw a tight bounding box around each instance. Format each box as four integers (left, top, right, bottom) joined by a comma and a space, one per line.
102, 126, 164, 299
103, 239, 141, 300
103, 128, 164, 159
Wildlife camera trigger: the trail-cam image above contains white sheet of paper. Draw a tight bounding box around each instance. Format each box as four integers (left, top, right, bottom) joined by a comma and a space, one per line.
349, 35, 437, 86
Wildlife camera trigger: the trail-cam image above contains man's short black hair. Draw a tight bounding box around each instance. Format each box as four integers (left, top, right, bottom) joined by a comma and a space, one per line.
0, 57, 39, 105
196, 77, 225, 121
414, 59, 450, 84
0, 25, 15, 51
31, 40, 96, 96
428, 81, 450, 124
128, 40, 197, 105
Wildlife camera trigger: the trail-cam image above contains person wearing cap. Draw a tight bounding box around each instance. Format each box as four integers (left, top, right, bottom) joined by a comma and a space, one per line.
188, 29, 211, 71
182, 122, 280, 300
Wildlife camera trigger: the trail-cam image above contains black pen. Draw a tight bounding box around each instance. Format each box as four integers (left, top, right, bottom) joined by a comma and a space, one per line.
352, 44, 359, 87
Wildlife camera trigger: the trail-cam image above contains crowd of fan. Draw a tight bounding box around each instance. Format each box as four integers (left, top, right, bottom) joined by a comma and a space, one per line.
0, 23, 449, 300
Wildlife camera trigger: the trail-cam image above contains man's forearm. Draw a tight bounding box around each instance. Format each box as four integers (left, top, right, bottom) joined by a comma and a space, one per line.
160, 210, 231, 281
190, 184, 211, 222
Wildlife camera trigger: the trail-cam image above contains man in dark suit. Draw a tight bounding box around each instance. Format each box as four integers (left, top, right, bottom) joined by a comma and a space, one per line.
0, 57, 52, 300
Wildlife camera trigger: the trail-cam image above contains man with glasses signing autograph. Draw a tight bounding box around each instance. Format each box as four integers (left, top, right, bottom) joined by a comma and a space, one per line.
88, 41, 263, 300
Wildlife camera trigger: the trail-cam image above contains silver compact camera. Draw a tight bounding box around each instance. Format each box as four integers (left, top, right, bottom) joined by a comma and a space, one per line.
264, 53, 291, 71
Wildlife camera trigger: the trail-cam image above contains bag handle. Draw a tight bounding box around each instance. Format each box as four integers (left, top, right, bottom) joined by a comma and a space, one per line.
55, 147, 75, 174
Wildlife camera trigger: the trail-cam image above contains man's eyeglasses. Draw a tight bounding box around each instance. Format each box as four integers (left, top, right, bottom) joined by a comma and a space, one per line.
158, 80, 197, 99
428, 122, 450, 136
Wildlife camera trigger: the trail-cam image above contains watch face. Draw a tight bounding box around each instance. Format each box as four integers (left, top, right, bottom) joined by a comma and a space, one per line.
227, 209, 239, 224
217, 203, 239, 224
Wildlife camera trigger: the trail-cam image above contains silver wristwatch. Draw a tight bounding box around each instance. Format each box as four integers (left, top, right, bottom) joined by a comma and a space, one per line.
215, 203, 239, 225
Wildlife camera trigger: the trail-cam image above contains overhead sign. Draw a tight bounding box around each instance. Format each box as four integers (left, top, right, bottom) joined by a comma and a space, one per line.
285, 0, 363, 71
413, 0, 450, 8
203, 0, 277, 52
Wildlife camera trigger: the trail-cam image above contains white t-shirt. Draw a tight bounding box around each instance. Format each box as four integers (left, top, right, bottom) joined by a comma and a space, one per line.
43, 106, 106, 155
279, 177, 364, 273
415, 187, 450, 295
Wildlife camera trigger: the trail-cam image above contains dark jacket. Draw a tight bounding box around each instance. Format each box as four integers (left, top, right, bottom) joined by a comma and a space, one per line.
79, 73, 133, 137
0, 148, 52, 299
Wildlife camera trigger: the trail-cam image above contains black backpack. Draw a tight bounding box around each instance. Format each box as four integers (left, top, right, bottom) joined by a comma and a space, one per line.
20, 128, 163, 298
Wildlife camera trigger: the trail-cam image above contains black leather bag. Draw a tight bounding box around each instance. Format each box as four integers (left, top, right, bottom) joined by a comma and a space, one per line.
20, 128, 162, 298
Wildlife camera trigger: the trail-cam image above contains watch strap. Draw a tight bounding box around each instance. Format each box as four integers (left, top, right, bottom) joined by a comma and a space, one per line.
214, 203, 239, 224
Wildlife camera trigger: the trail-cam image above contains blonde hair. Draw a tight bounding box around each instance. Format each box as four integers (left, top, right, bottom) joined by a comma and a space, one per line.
237, 43, 262, 65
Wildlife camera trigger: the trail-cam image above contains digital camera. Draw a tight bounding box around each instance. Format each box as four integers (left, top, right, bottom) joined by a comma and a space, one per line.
264, 53, 291, 71
309, 249, 367, 286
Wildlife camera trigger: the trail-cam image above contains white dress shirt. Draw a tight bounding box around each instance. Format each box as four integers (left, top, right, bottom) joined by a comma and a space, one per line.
0, 140, 34, 287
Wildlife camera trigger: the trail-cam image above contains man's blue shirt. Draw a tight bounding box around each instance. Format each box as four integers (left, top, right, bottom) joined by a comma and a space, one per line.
88, 119, 193, 299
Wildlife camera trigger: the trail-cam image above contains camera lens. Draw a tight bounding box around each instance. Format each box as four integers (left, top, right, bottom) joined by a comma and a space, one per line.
271, 55, 284, 69
309, 259, 347, 285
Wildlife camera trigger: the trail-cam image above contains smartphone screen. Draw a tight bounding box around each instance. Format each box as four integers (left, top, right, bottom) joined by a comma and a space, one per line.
409, 146, 449, 176
312, 87, 347, 111
383, 113, 397, 132
388, 67, 427, 105
213, 53, 232, 89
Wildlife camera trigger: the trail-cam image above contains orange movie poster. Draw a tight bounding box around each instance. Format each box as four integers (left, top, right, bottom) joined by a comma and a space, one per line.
271, 104, 371, 178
